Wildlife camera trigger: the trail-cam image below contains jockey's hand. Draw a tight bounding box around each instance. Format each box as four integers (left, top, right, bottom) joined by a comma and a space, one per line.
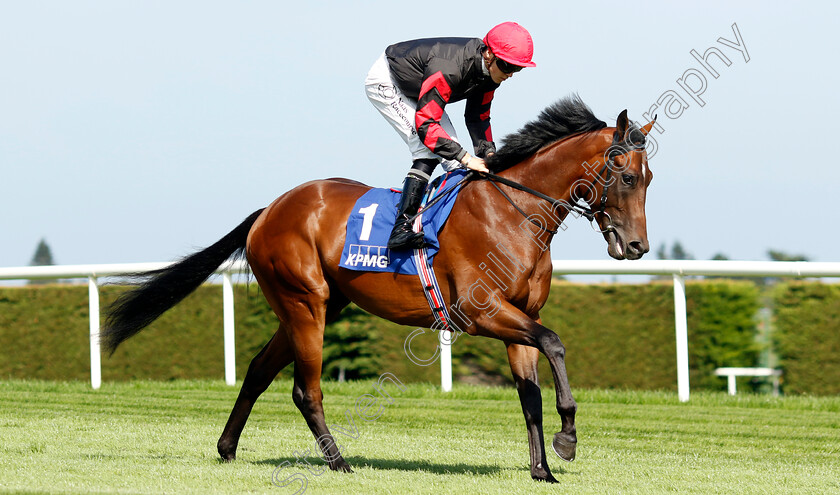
462, 155, 489, 173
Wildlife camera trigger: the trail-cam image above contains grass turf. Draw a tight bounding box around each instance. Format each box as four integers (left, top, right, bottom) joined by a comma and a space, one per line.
0, 379, 838, 494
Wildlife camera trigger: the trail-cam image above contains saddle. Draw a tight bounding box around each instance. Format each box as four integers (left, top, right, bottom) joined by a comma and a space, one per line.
339, 169, 469, 275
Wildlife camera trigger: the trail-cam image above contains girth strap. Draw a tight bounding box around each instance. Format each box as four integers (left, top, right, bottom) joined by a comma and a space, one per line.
414, 247, 452, 331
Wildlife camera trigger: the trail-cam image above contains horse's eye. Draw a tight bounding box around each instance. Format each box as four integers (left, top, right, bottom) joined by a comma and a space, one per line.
622, 174, 635, 186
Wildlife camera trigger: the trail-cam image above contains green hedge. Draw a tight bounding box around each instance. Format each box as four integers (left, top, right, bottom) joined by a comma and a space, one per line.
0, 280, 768, 393
540, 281, 760, 391
773, 282, 840, 395
0, 285, 274, 381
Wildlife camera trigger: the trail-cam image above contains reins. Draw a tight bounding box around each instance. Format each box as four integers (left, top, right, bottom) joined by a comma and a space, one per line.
406, 162, 618, 236
477, 166, 616, 235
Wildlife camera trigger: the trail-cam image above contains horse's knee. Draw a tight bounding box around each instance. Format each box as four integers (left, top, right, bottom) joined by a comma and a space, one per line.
537, 331, 566, 358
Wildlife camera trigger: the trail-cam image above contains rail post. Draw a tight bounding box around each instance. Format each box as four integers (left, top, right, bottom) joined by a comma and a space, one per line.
222, 272, 236, 385
439, 328, 453, 392
88, 276, 102, 390
673, 274, 689, 402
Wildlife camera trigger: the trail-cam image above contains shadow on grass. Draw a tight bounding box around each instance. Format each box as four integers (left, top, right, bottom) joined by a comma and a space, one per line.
250, 454, 579, 478
251, 455, 503, 476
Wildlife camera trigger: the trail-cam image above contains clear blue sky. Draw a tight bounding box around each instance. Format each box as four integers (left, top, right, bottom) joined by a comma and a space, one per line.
2, 1, 837, 277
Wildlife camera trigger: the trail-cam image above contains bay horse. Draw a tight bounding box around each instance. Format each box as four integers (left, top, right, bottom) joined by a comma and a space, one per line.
102, 95, 655, 483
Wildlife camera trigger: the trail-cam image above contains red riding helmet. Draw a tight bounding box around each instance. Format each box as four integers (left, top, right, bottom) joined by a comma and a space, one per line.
483, 22, 536, 68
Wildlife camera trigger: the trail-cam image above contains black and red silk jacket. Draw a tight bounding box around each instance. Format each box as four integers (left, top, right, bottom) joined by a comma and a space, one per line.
385, 37, 499, 162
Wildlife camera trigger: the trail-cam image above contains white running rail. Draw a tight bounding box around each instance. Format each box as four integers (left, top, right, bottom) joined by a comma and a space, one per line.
0, 260, 249, 389
3, 259, 839, 399
550, 260, 840, 401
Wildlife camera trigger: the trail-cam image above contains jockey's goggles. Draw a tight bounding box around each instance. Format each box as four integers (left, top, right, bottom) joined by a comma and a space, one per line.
495, 57, 524, 74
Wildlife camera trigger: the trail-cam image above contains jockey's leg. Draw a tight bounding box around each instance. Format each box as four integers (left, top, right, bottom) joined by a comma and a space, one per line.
365, 51, 463, 250
387, 159, 437, 250
364, 52, 461, 173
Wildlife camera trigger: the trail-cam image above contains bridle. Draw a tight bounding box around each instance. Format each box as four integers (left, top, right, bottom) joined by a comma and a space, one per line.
409, 142, 644, 237
410, 161, 617, 236
480, 134, 650, 237
478, 155, 621, 237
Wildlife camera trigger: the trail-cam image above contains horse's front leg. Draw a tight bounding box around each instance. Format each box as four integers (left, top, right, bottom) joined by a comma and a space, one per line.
536, 329, 578, 462
475, 302, 577, 462
506, 341, 557, 482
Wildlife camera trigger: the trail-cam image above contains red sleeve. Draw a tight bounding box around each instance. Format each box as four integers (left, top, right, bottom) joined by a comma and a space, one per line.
415, 68, 467, 162
465, 89, 496, 157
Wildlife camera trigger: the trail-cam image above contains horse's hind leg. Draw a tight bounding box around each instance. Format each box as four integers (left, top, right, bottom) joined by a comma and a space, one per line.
288, 306, 353, 473
218, 326, 294, 461
217, 286, 349, 462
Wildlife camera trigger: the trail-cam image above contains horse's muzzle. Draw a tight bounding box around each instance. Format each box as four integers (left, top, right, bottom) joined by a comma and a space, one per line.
624, 239, 649, 260
606, 229, 649, 260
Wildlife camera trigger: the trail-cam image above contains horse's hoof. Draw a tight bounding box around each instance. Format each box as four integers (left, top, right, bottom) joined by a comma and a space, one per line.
217, 441, 237, 462
552, 432, 577, 462
533, 471, 559, 483
217, 447, 236, 462
330, 459, 353, 473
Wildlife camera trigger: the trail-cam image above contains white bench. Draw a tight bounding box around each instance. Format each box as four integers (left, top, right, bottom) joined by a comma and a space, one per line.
714, 367, 783, 396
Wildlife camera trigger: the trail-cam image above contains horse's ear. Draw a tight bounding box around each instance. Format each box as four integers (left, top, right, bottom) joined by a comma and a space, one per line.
640, 115, 658, 136
615, 109, 628, 138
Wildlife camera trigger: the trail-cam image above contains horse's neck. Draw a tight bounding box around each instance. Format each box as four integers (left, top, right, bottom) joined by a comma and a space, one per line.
440, 130, 612, 291
499, 131, 610, 225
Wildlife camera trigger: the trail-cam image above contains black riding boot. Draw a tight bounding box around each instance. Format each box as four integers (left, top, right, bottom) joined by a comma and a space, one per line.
388, 173, 430, 250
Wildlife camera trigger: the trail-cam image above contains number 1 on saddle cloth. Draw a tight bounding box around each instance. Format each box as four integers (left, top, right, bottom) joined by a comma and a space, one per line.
339, 169, 469, 275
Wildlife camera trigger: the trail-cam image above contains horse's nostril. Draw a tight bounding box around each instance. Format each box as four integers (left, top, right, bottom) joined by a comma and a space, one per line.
629, 241, 647, 254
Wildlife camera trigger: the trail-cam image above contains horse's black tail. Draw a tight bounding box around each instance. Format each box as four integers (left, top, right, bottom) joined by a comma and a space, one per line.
101, 208, 265, 355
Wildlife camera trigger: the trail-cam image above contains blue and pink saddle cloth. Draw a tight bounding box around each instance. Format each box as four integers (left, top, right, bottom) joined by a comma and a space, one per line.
339, 169, 471, 330
340, 169, 468, 275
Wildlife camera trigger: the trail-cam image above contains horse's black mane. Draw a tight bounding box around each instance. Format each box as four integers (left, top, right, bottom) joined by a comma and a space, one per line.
486, 94, 607, 172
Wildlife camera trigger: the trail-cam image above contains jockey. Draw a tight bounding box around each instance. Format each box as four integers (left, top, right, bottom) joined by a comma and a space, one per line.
365, 21, 536, 250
